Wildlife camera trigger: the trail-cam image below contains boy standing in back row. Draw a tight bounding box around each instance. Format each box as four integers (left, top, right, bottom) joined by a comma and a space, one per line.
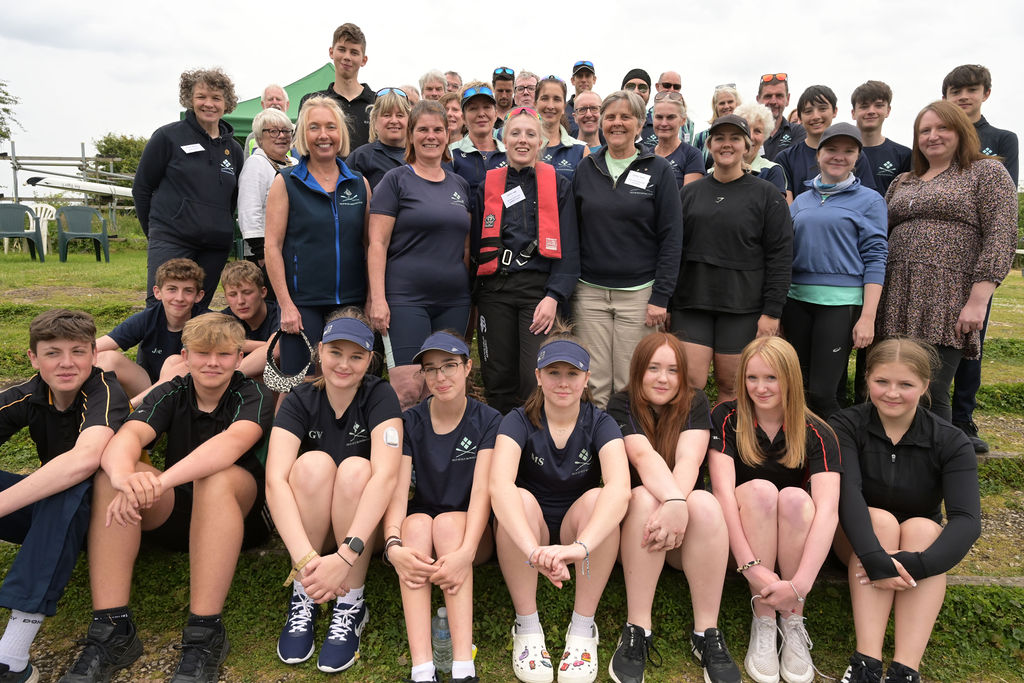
850, 80, 911, 198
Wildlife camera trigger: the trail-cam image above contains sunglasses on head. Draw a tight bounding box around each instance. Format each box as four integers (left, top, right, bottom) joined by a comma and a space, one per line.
654, 91, 684, 102
573, 60, 594, 70
715, 82, 737, 90
462, 85, 495, 101
376, 87, 408, 99
760, 73, 788, 83
493, 67, 515, 77
505, 106, 542, 122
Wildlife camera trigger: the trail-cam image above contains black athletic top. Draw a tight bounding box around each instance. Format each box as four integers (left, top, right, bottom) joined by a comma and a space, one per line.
0, 368, 129, 465
300, 83, 377, 153
605, 389, 711, 489
403, 397, 502, 514
499, 402, 622, 528
975, 116, 1019, 185
346, 141, 407, 190
274, 376, 401, 465
829, 403, 980, 582
222, 300, 280, 342
107, 304, 207, 382
709, 400, 842, 490
128, 372, 272, 478
861, 138, 912, 199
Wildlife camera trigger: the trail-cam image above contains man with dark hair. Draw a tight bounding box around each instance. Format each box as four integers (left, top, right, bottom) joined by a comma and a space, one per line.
491, 66, 515, 127
299, 23, 375, 151
942, 63, 1019, 453
757, 73, 805, 160
566, 60, 596, 137
851, 80, 911, 197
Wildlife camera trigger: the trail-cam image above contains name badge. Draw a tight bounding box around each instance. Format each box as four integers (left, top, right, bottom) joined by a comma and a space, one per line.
624, 170, 651, 189
501, 185, 526, 207
181, 144, 205, 154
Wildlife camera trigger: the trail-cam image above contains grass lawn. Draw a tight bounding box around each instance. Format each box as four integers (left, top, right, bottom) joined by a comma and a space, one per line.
1, 246, 1022, 681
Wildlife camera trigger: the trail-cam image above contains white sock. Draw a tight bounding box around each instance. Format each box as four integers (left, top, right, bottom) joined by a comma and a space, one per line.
694, 629, 704, 637
292, 579, 309, 598
568, 611, 595, 638
340, 585, 365, 605
410, 661, 435, 681
451, 659, 475, 678
0, 610, 44, 671
515, 612, 542, 635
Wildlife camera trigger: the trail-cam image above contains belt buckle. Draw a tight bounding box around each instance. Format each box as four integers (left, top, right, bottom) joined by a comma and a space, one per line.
500, 250, 513, 266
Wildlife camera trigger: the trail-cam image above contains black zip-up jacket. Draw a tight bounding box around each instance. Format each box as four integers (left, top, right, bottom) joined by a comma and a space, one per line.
133, 110, 244, 249
830, 403, 980, 582
572, 145, 683, 308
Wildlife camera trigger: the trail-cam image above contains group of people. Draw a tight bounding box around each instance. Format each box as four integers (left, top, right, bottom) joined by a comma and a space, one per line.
0, 19, 1017, 683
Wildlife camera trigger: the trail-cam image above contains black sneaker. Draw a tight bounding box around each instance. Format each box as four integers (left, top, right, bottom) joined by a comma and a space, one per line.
169, 623, 230, 683
0, 662, 38, 683
59, 620, 143, 682
954, 421, 989, 453
608, 623, 660, 683
883, 661, 920, 683
691, 628, 741, 683
841, 651, 882, 683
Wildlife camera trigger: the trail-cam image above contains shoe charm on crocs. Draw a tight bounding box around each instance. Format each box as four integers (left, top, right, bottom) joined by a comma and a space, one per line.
520, 647, 530, 661
581, 651, 591, 663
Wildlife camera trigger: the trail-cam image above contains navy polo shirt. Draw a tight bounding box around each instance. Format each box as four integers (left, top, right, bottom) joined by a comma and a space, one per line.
370, 165, 472, 307
662, 142, 706, 188
709, 400, 842, 490
222, 300, 280, 343
346, 141, 407, 190
862, 138, 912, 199
775, 142, 877, 197
499, 402, 622, 528
274, 375, 401, 465
0, 368, 129, 465
763, 120, 806, 161
107, 304, 207, 382
403, 397, 501, 514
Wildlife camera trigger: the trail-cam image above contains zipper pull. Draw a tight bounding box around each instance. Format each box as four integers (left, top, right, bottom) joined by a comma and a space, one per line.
891, 452, 896, 464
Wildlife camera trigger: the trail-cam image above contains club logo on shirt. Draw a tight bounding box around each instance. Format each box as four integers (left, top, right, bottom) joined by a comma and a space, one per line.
150, 348, 164, 355
450, 191, 467, 208
497, 160, 508, 168
454, 436, 477, 461
531, 453, 545, 467
347, 422, 368, 446
308, 429, 324, 440
220, 158, 235, 176
543, 153, 554, 162
781, 133, 792, 144
876, 161, 897, 178
572, 448, 592, 475
338, 188, 362, 206
715, 196, 725, 203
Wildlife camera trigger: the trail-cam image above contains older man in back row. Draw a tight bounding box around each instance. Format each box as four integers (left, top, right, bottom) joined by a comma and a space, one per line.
244, 84, 290, 156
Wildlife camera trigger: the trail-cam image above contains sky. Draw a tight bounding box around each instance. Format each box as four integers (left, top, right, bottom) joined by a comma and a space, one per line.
2, 0, 1022, 198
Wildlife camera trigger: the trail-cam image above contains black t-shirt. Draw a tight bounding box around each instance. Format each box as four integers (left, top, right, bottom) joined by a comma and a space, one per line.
222, 300, 280, 343
709, 400, 841, 490
861, 138, 912, 199
274, 375, 402, 465
345, 141, 407, 190
0, 368, 129, 465
975, 116, 1019, 185
107, 304, 207, 382
300, 83, 377, 153
498, 402, 622, 527
605, 389, 711, 489
128, 372, 273, 478
403, 397, 501, 513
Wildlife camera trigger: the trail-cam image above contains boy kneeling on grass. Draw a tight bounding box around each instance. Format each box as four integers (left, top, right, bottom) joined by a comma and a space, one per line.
0, 310, 129, 683
60, 313, 273, 683
96, 258, 207, 406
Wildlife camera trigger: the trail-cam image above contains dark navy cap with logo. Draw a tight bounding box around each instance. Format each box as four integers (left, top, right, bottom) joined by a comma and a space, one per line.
413, 331, 470, 364
321, 318, 374, 350
537, 340, 590, 370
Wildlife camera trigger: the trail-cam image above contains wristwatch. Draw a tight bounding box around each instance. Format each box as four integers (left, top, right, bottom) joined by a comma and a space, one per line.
343, 537, 365, 556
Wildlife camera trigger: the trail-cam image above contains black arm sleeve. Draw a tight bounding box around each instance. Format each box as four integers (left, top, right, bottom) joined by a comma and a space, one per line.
650, 166, 684, 308
759, 188, 793, 319
545, 178, 580, 304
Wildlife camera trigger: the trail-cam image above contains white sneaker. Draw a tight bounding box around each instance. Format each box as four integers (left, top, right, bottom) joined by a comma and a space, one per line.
512, 624, 553, 683
778, 614, 814, 683
744, 615, 780, 683
558, 624, 598, 683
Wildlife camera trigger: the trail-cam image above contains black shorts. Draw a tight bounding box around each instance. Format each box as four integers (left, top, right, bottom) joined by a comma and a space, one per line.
406, 501, 467, 518
671, 308, 760, 355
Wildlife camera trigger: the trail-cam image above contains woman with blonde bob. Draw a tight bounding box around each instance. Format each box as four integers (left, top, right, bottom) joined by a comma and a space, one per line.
708, 336, 841, 683
693, 84, 743, 165
346, 88, 413, 190
830, 338, 980, 683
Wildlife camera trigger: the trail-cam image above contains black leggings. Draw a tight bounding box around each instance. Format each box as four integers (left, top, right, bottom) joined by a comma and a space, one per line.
930, 345, 962, 423
781, 298, 859, 419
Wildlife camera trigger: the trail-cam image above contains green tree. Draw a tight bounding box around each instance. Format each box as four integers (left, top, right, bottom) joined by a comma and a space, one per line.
0, 79, 22, 141
93, 132, 148, 175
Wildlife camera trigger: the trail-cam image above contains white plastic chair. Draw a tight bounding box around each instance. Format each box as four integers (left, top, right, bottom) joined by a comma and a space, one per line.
25, 203, 56, 255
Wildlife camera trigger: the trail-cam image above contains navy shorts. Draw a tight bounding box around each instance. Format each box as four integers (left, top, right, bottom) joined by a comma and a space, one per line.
385, 304, 470, 367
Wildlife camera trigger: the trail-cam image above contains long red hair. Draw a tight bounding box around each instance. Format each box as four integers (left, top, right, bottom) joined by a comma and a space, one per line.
627, 332, 693, 469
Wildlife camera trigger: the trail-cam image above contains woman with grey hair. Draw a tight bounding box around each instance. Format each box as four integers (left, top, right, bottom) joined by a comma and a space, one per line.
734, 102, 788, 194
571, 90, 684, 408
238, 107, 297, 287
133, 67, 244, 308
650, 90, 705, 188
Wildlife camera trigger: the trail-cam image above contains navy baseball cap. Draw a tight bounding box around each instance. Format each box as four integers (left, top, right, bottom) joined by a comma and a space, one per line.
707, 113, 751, 137
321, 317, 374, 350
537, 340, 590, 370
413, 331, 470, 364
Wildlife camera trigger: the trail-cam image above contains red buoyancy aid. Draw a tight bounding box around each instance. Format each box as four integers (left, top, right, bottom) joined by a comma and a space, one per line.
477, 162, 561, 276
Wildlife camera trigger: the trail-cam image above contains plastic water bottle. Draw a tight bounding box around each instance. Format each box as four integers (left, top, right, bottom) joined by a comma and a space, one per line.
431, 607, 453, 673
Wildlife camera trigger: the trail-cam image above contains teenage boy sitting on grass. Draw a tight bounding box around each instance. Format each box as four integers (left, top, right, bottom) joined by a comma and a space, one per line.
0, 310, 129, 683
96, 258, 206, 404
59, 313, 274, 683
218, 260, 280, 379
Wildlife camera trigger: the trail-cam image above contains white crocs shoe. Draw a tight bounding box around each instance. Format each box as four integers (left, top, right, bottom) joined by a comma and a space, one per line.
557, 623, 599, 683
512, 624, 553, 683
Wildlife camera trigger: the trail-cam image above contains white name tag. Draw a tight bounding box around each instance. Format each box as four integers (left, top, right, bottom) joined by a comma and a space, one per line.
501, 185, 526, 207
181, 144, 205, 154
624, 170, 651, 189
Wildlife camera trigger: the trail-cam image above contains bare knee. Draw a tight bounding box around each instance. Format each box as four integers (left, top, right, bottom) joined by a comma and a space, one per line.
867, 507, 902, 550
289, 451, 337, 498
684, 489, 724, 529
432, 512, 467, 547
628, 486, 659, 516
737, 479, 779, 517
777, 486, 813, 528
334, 456, 372, 499
899, 517, 942, 552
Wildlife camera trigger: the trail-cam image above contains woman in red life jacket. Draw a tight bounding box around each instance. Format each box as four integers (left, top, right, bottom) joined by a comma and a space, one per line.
471, 106, 580, 414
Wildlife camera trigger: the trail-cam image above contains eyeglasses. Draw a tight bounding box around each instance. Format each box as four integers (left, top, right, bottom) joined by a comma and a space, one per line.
462, 85, 495, 100
505, 106, 542, 122
659, 82, 682, 91
624, 82, 650, 93
514, 85, 536, 94
573, 60, 594, 71
654, 91, 684, 102
574, 105, 600, 115
419, 361, 464, 379
760, 73, 788, 83
715, 82, 737, 90
263, 128, 293, 137
376, 87, 408, 99
493, 67, 515, 77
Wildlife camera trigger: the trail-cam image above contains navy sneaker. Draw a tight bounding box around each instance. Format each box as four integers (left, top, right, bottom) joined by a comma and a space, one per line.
59, 619, 143, 683
277, 587, 317, 664
0, 662, 38, 683
169, 623, 230, 683
691, 628, 741, 683
317, 599, 368, 673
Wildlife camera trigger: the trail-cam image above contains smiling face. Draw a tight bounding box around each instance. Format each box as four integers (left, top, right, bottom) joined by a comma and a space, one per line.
867, 361, 929, 423
504, 114, 542, 169
744, 353, 782, 414
799, 99, 836, 138
328, 39, 367, 80
444, 100, 464, 136
602, 99, 641, 154
304, 105, 342, 161
743, 116, 766, 163
653, 101, 683, 141
183, 343, 242, 392
29, 338, 96, 401
375, 107, 408, 146
464, 98, 497, 137
944, 83, 989, 122
715, 92, 737, 117
319, 339, 371, 392
536, 361, 589, 410
154, 279, 203, 324
262, 86, 288, 112
419, 349, 469, 402
573, 92, 601, 135
641, 343, 680, 408
852, 98, 890, 134
708, 125, 748, 169
817, 137, 860, 184
536, 82, 565, 128
916, 109, 959, 168
411, 112, 447, 164
260, 124, 293, 159
191, 83, 226, 129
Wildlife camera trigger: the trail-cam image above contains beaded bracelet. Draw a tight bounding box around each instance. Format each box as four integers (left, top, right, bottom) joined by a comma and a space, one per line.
283, 550, 318, 586
574, 540, 591, 577
736, 558, 762, 574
